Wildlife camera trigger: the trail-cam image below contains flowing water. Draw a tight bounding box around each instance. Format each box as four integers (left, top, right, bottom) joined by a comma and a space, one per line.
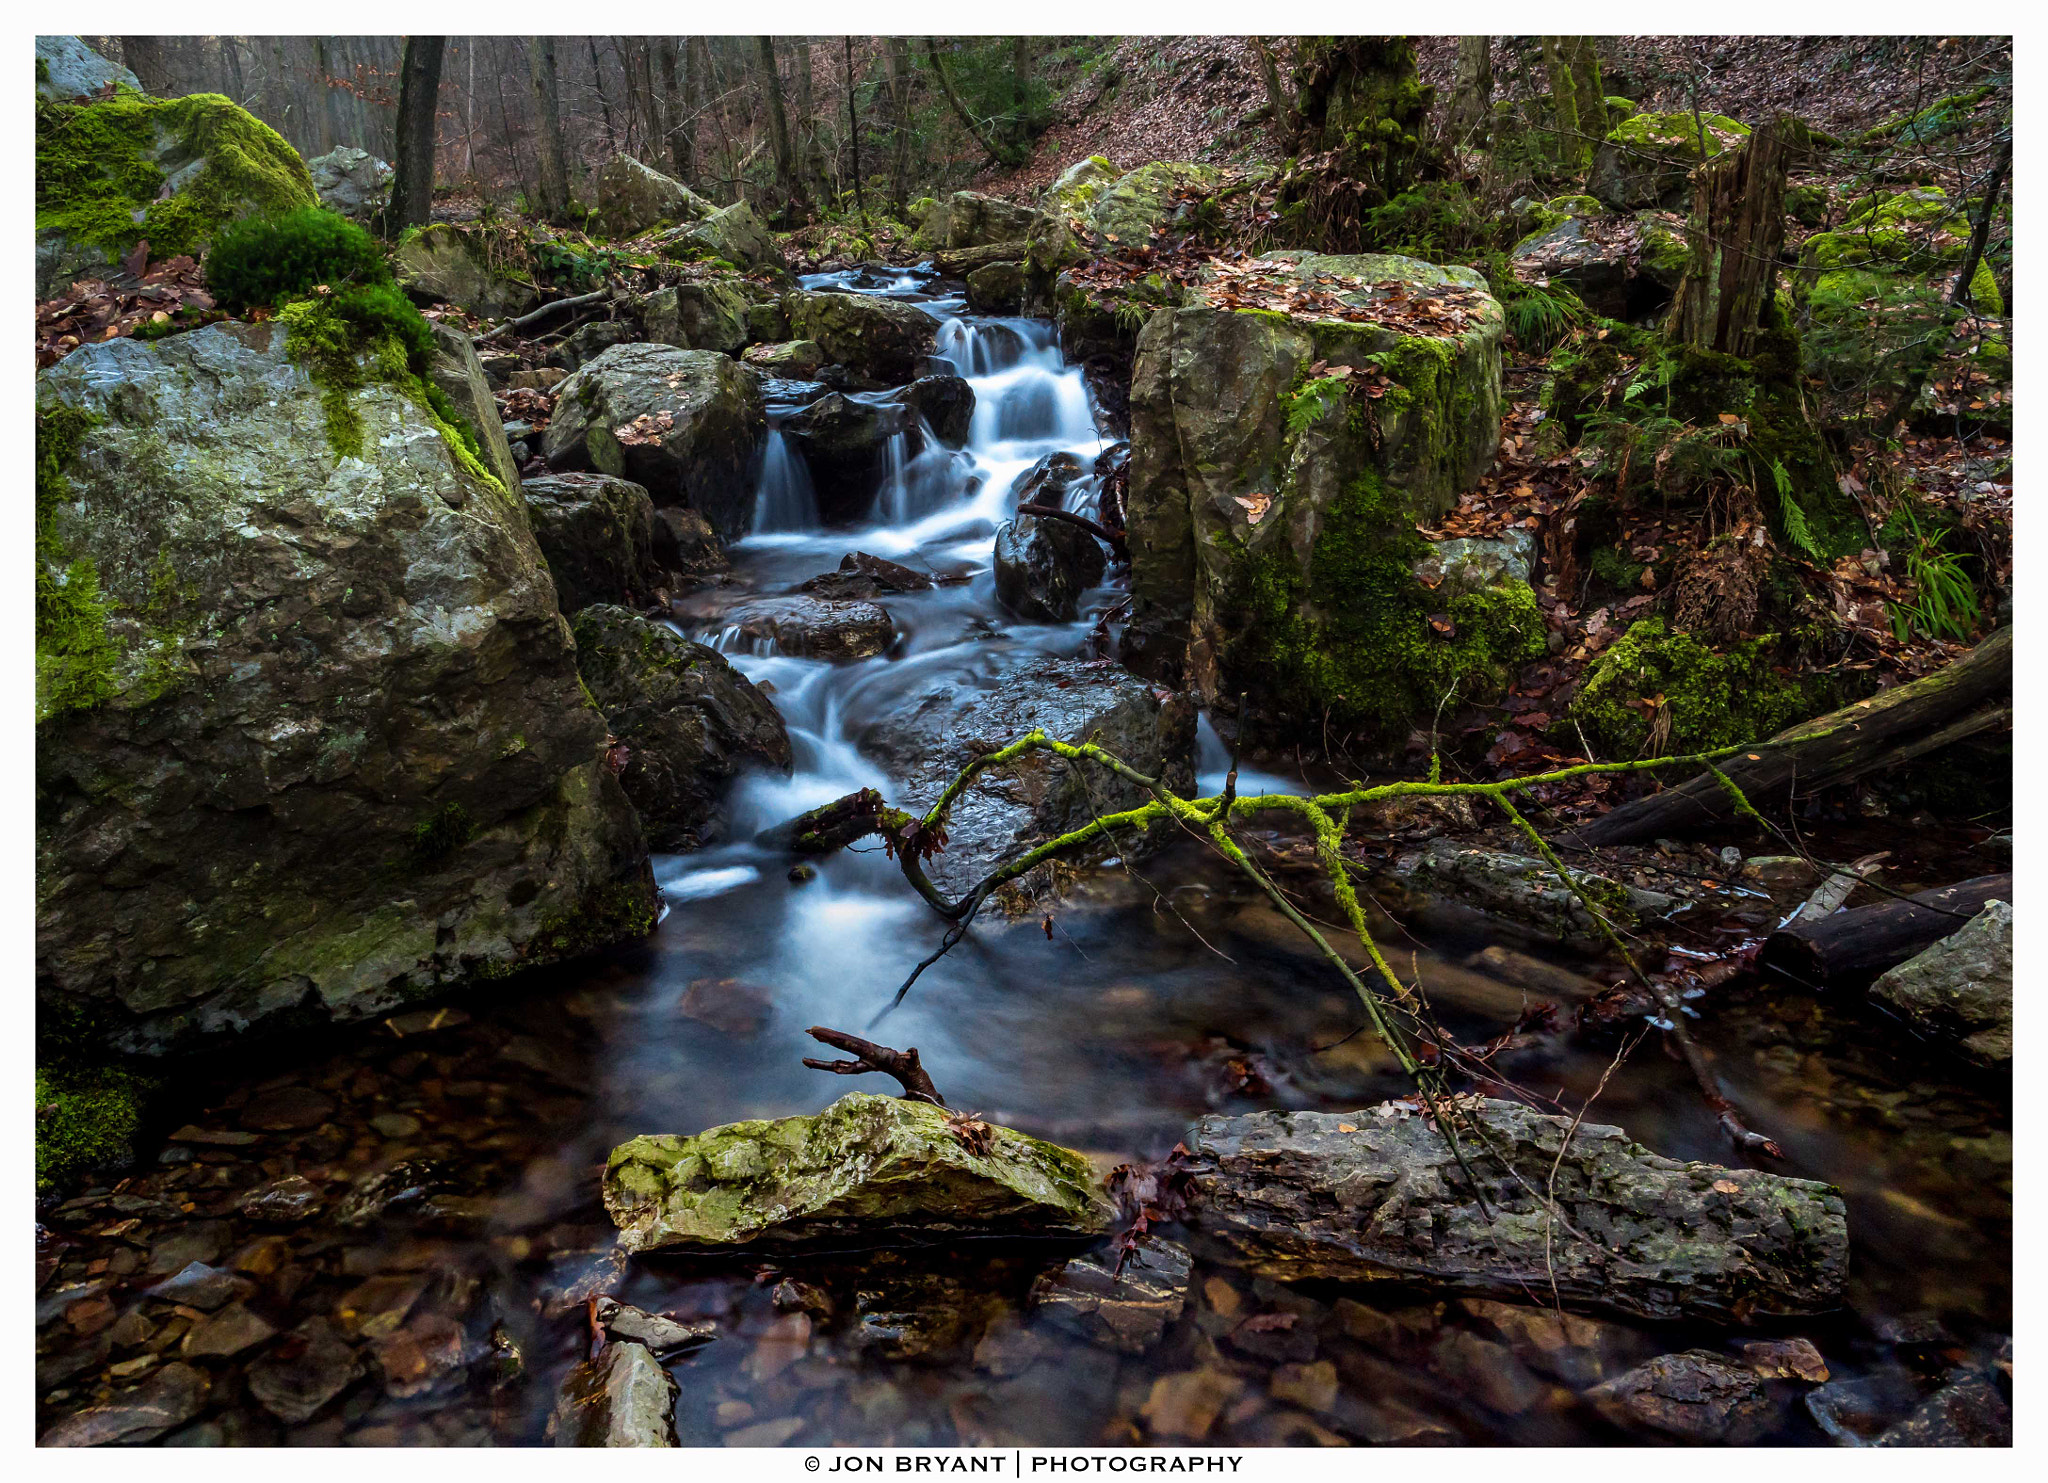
34, 272, 2012, 1448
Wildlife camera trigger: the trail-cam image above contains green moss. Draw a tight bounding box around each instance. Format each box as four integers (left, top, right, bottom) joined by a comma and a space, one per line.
1785, 182, 1829, 228
36, 91, 314, 263
1570, 617, 1837, 756
35, 1063, 152, 1194
35, 405, 120, 723
410, 801, 476, 862
1605, 110, 1749, 158
1590, 544, 1647, 590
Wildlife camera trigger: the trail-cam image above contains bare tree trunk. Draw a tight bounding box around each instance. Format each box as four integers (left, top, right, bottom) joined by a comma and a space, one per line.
757, 36, 802, 214
1011, 35, 1035, 143
525, 38, 571, 221
389, 36, 446, 232
120, 36, 172, 95
845, 36, 867, 224
589, 37, 618, 154
658, 38, 691, 181
887, 38, 914, 214
221, 37, 246, 106
266, 38, 294, 145
1674, 114, 1792, 358
795, 38, 825, 200
1251, 38, 1296, 140
1445, 35, 1493, 148
1568, 36, 1605, 144
923, 38, 1017, 166
1541, 36, 1583, 168
314, 38, 346, 153
460, 39, 476, 180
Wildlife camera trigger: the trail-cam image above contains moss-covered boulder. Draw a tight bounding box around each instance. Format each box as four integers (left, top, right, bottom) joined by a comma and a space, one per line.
666, 200, 783, 274
781, 288, 940, 388
570, 605, 792, 849
35, 90, 316, 299
1799, 186, 1976, 276
1511, 208, 1689, 319
35, 1062, 151, 1193
741, 339, 826, 379
943, 190, 1045, 249
521, 473, 668, 613
593, 154, 716, 239
965, 259, 1028, 314
1093, 161, 1224, 243
1041, 155, 1118, 218
35, 322, 656, 1053
1588, 111, 1750, 211
1121, 251, 1533, 740
36, 36, 140, 103
640, 278, 751, 356
425, 321, 522, 494
604, 1092, 1114, 1252
1569, 618, 1839, 757
543, 344, 766, 539
394, 222, 539, 319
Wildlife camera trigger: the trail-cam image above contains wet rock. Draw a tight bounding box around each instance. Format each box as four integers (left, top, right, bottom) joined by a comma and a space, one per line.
889, 373, 976, 448
857, 652, 1198, 894
594, 1297, 717, 1357
1868, 898, 2012, 1065
245, 1317, 363, 1425
333, 1273, 428, 1340
667, 200, 783, 274
169, 1124, 260, 1146
571, 605, 792, 848
182, 1301, 278, 1359
1587, 1349, 1776, 1444
1010, 449, 1089, 507
538, 1246, 628, 1317
782, 389, 915, 519
1742, 1337, 1829, 1382
36, 36, 140, 102
1031, 1237, 1192, 1354
641, 279, 751, 356
306, 145, 392, 219
973, 1316, 1051, 1376
35, 323, 653, 1053
743, 339, 827, 379
744, 1311, 812, 1381
1180, 1099, 1848, 1324
39, 1361, 210, 1447
718, 595, 895, 661
333, 1161, 451, 1228
994, 513, 1108, 622
145, 1261, 255, 1311
848, 1272, 995, 1362
603, 1091, 1113, 1252
1805, 1369, 1926, 1445
1394, 839, 1678, 951
677, 977, 776, 1036
1270, 1359, 1340, 1414
543, 343, 767, 539
797, 550, 938, 602
1875, 1376, 2012, 1447
552, 1338, 680, 1447
145, 1224, 230, 1274
370, 1113, 422, 1139
653, 506, 729, 578
394, 223, 538, 318
1429, 1329, 1546, 1414
240, 1086, 337, 1132
781, 290, 941, 388
38, 1330, 111, 1389
771, 1280, 837, 1319
1226, 1308, 1318, 1364
520, 474, 668, 614
238, 1175, 325, 1225
966, 260, 1029, 314
592, 154, 716, 238
1457, 1298, 1644, 1386
1139, 1369, 1244, 1442
369, 1315, 470, 1399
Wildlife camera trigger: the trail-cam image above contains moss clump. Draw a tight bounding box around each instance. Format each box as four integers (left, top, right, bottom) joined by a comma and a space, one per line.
204, 205, 389, 308
411, 801, 476, 862
35, 91, 314, 262
1605, 110, 1749, 159
35, 405, 120, 723
1358, 182, 1500, 260
1570, 617, 1834, 757
1801, 187, 1972, 274
35, 1063, 151, 1195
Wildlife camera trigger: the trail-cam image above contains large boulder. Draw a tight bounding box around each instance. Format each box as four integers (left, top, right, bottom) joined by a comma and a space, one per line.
1040, 155, 1118, 219
305, 145, 392, 219
858, 654, 1197, 894
994, 515, 1108, 623
543, 344, 766, 539
715, 596, 894, 661
603, 1091, 1114, 1252
944, 190, 1046, 249
570, 605, 793, 850
667, 200, 782, 273
35, 91, 316, 299
640, 279, 750, 356
1179, 1099, 1849, 1323
781, 391, 915, 521
781, 289, 941, 389
36, 36, 140, 102
394, 223, 538, 319
521, 473, 668, 612
1120, 250, 1533, 743
1091, 161, 1224, 242
35, 322, 656, 1053
425, 321, 522, 494
1509, 209, 1689, 320
592, 155, 716, 239
1868, 898, 2012, 1066
1588, 111, 1750, 211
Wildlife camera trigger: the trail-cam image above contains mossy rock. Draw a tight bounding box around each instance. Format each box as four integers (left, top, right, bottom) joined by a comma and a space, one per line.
1800, 187, 1973, 275
780, 288, 941, 388
35, 90, 316, 298
394, 223, 539, 319
640, 278, 752, 356
1569, 617, 1843, 757
592, 154, 716, 239
1588, 111, 1749, 211
1093, 161, 1224, 244
603, 1091, 1114, 1252
1802, 263, 2008, 430
1040, 155, 1117, 219
36, 1063, 152, 1194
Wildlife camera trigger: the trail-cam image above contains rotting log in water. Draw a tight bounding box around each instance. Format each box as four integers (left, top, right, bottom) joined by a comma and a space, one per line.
1567, 625, 2012, 849
1759, 873, 2013, 986
803, 1026, 947, 1106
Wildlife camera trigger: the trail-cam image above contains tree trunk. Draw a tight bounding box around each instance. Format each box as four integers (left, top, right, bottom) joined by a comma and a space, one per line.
389, 36, 446, 233
1760, 874, 2011, 985
795, 39, 825, 199
659, 38, 691, 181
1673, 114, 1792, 358
845, 36, 867, 223
1566, 623, 2012, 847
221, 37, 246, 106
1541, 36, 1583, 168
1568, 36, 1605, 144
887, 38, 914, 213
1445, 35, 1493, 148
757, 36, 802, 214
923, 38, 1017, 167
589, 37, 618, 154
120, 36, 173, 95
1250, 39, 1295, 141
1011, 35, 1036, 143
526, 38, 571, 222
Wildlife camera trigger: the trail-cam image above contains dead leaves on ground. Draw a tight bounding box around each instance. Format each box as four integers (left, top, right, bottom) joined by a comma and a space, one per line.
36, 247, 218, 368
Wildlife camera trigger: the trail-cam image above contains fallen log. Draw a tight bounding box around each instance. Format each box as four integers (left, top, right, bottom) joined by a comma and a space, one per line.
1759, 872, 2011, 985
475, 289, 614, 345
1567, 625, 2011, 848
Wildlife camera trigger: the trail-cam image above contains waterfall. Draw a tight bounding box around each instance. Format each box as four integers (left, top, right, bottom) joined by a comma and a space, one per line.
752, 429, 819, 534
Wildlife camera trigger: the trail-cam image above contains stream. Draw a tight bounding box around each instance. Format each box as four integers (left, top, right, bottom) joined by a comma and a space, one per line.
34, 272, 2012, 1448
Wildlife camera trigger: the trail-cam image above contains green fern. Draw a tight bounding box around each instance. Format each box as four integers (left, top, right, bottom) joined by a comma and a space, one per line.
1768, 459, 1823, 559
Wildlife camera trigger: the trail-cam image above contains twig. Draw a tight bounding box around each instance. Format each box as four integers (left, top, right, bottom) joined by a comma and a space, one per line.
802, 1026, 946, 1106
475, 288, 612, 344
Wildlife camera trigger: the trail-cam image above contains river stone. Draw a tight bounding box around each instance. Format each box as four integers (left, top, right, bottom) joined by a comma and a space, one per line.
426, 321, 522, 495
394, 223, 538, 318
593, 1297, 717, 1357
246, 1316, 364, 1425
718, 595, 895, 661
782, 391, 915, 521
1868, 898, 2012, 1065
238, 1175, 325, 1225
797, 551, 937, 603
1393, 838, 1678, 951
522, 474, 668, 613
38, 1361, 210, 1447
570, 606, 793, 849
1032, 1237, 1192, 1354
995, 514, 1109, 623
1587, 1349, 1777, 1444
306, 145, 392, 218
543, 343, 765, 539
670, 200, 782, 273
1179, 1098, 1848, 1324
37, 35, 141, 102
603, 1091, 1114, 1252
781, 289, 941, 389
593, 154, 716, 239
35, 323, 654, 1053
856, 652, 1198, 895
1874, 1375, 2012, 1447
641, 279, 751, 356
966, 260, 1029, 314
1119, 251, 1514, 740
181, 1301, 278, 1359
240, 1085, 336, 1131
945, 190, 1046, 249
144, 1261, 255, 1310
742, 339, 826, 379
891, 374, 976, 448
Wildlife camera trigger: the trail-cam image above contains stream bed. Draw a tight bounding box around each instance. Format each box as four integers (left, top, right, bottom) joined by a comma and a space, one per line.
34, 272, 2012, 1448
